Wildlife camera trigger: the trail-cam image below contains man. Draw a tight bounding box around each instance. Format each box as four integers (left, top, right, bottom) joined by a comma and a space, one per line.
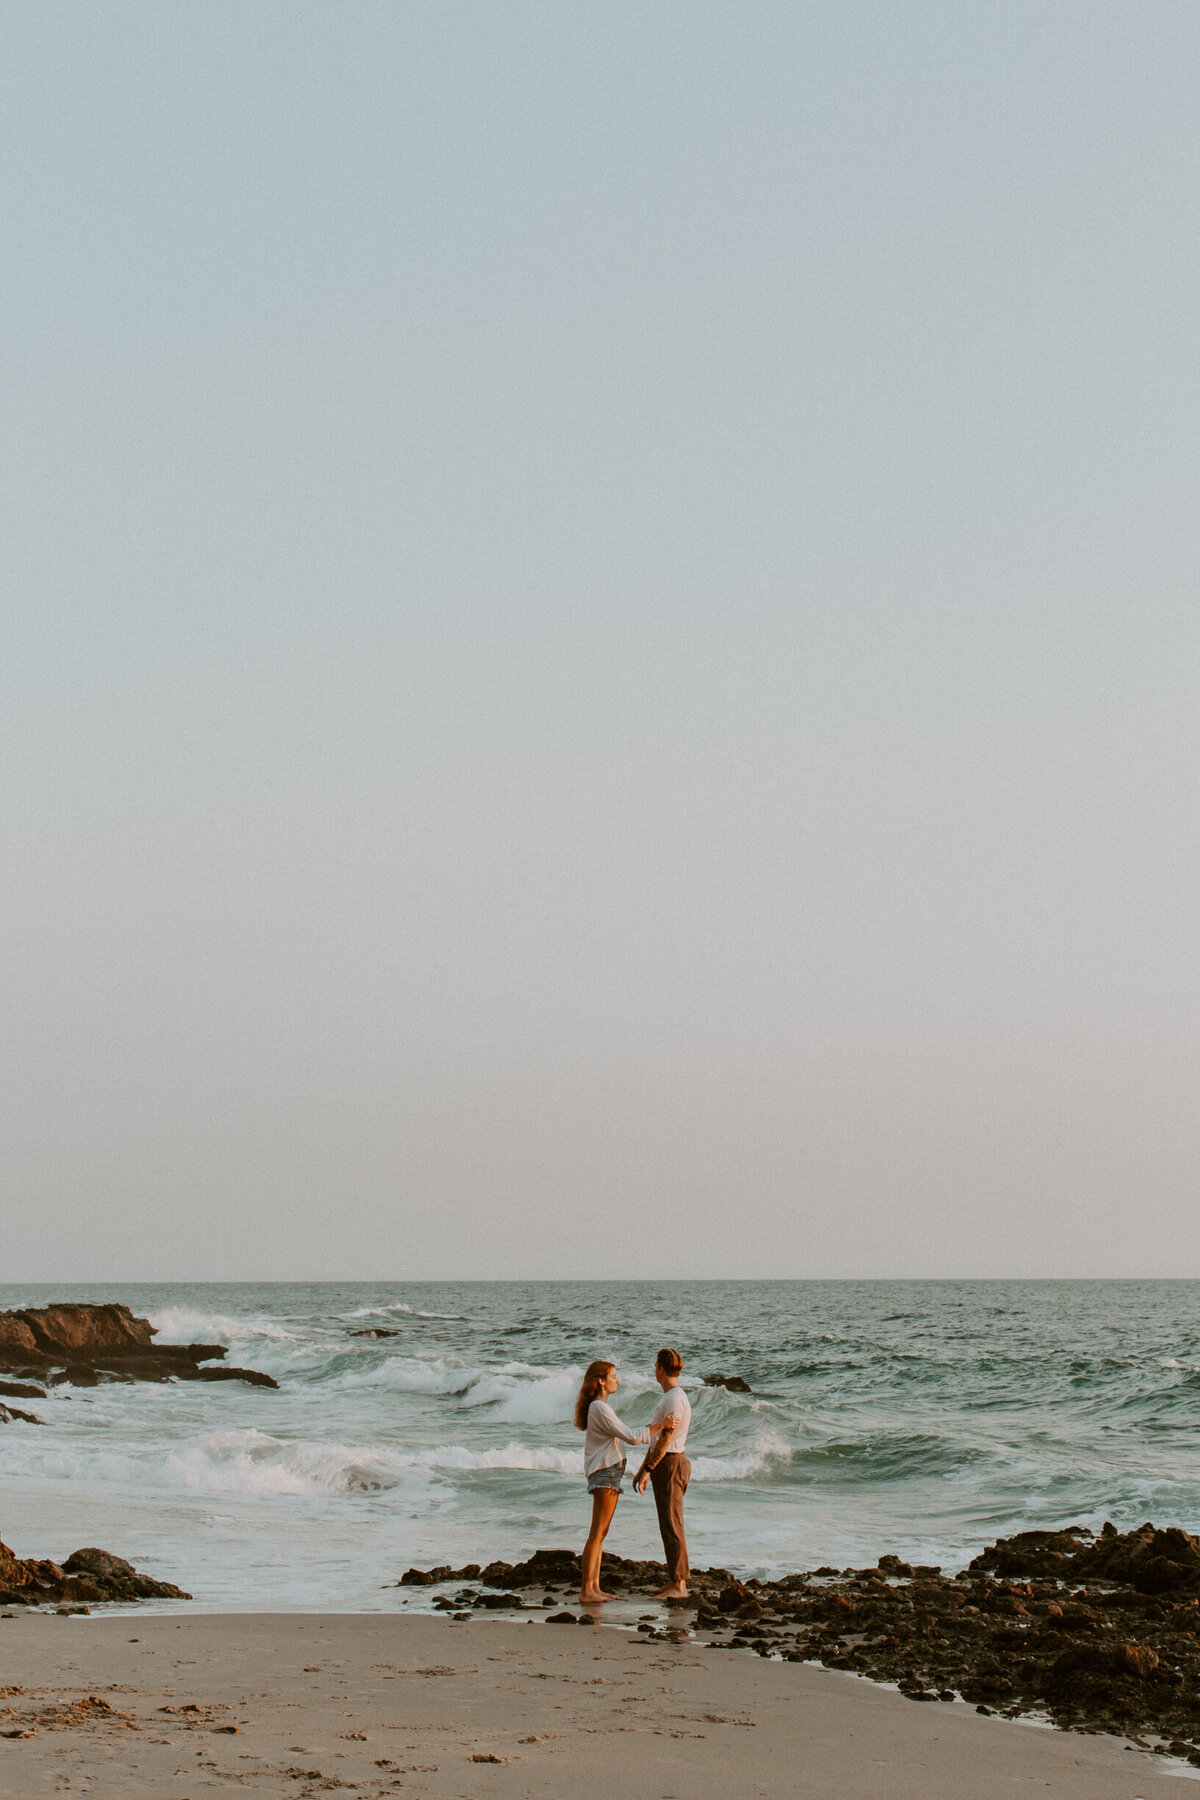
633, 1347, 691, 1599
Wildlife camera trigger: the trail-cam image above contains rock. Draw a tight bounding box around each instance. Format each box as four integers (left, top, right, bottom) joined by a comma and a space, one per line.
968, 1521, 1200, 1597
1115, 1642, 1160, 1680
53, 1364, 101, 1387
196, 1366, 279, 1388
482, 1549, 577, 1587
717, 1581, 752, 1613
969, 1526, 1095, 1581
0, 1317, 44, 1360
0, 1304, 274, 1389
702, 1373, 753, 1394
61, 1548, 187, 1600
0, 1381, 46, 1400
0, 1403, 43, 1425
877, 1554, 914, 1577
1134, 1555, 1195, 1594
349, 1329, 401, 1338
26, 1304, 155, 1355
0, 1538, 189, 1606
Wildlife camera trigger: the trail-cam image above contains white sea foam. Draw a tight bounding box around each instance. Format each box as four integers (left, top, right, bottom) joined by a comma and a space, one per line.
335, 1358, 482, 1396
689, 1432, 793, 1481
0, 1428, 584, 1498
345, 1303, 468, 1322
166, 1431, 582, 1494
148, 1307, 296, 1345
0, 1415, 789, 1504
463, 1372, 578, 1425
334, 1358, 585, 1423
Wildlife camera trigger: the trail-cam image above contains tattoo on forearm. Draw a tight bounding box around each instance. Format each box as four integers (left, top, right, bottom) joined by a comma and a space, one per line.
642, 1423, 675, 1472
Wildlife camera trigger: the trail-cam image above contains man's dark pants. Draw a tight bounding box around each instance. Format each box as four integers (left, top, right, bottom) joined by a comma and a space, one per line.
650, 1453, 691, 1584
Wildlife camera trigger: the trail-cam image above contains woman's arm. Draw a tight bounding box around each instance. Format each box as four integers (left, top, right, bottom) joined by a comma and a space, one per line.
588, 1400, 651, 1446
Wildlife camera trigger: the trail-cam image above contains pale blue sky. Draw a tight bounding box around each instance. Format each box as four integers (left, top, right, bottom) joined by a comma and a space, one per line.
3, 2, 1198, 1278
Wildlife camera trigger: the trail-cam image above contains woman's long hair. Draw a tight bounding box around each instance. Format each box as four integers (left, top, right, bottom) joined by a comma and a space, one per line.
574, 1360, 615, 1431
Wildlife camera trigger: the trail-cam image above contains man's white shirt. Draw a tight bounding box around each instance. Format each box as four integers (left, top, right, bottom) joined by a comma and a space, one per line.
649, 1385, 691, 1454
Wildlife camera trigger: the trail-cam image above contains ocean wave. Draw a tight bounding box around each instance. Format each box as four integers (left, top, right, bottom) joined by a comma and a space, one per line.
791, 1432, 986, 1481
163, 1429, 791, 1495
147, 1307, 297, 1345
0, 1428, 587, 1497
169, 1431, 584, 1494
331, 1356, 661, 1425
457, 1371, 578, 1424
689, 1433, 793, 1481
335, 1357, 483, 1396
345, 1303, 469, 1322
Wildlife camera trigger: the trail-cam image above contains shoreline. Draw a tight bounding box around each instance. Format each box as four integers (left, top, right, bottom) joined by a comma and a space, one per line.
1, 1610, 1191, 1798
8, 1521, 1200, 1760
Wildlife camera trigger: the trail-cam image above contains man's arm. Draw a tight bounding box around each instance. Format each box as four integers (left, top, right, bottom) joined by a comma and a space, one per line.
633, 1418, 676, 1492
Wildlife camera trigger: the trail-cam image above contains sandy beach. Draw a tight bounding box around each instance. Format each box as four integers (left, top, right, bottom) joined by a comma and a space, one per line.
0, 1610, 1187, 1799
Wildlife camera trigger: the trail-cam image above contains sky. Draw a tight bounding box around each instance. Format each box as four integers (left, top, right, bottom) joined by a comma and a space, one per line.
3, 1, 1198, 1281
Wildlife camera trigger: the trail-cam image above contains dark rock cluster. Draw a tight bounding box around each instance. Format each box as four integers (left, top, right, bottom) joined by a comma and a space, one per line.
0, 1304, 277, 1391
398, 1524, 1200, 1759
0, 1538, 190, 1609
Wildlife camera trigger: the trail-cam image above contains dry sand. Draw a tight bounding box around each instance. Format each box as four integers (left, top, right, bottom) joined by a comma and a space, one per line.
0, 1610, 1189, 1798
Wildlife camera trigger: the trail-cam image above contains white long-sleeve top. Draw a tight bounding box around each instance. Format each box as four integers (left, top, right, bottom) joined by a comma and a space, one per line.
583, 1399, 650, 1476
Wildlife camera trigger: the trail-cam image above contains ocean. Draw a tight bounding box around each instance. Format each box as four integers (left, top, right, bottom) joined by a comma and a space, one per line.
2, 1280, 1199, 1612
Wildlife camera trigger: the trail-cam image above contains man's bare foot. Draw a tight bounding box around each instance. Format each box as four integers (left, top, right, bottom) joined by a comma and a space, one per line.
579, 1589, 615, 1603
653, 1584, 689, 1599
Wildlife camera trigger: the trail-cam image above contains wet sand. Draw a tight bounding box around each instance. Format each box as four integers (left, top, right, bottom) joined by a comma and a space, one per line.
0, 1610, 1186, 1798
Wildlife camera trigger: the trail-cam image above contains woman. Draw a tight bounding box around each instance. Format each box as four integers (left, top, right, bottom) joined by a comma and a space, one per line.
574, 1360, 669, 1605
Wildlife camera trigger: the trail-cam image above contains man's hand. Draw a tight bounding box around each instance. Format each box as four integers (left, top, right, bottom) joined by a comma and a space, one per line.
634, 1418, 675, 1493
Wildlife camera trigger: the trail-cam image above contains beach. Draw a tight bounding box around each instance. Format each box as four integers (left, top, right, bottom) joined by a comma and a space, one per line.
6, 1288, 1200, 1791
1, 1610, 1187, 1799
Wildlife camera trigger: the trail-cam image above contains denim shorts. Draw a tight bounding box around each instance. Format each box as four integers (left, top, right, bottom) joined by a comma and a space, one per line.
587, 1459, 626, 1493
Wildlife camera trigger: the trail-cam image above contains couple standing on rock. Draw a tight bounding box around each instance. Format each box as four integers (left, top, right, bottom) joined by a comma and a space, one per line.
574, 1348, 691, 1607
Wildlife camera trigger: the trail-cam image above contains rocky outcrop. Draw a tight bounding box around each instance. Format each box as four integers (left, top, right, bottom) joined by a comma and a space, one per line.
0, 1402, 43, 1426
969, 1521, 1200, 1595
702, 1373, 753, 1393
0, 1380, 46, 1401
0, 1304, 277, 1390
396, 1523, 1200, 1760
0, 1537, 190, 1607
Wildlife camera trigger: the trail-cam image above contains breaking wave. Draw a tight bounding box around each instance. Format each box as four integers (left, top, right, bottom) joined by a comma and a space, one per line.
345, 1303, 470, 1322
147, 1307, 297, 1345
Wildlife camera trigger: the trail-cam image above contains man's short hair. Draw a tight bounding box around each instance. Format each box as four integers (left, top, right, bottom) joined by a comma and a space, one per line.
656, 1347, 683, 1375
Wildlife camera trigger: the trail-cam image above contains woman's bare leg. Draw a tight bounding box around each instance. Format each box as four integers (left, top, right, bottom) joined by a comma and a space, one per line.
580, 1489, 620, 1602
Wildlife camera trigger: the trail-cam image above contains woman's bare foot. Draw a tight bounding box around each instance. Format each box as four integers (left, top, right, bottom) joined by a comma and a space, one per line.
653, 1584, 689, 1599
579, 1588, 616, 1603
